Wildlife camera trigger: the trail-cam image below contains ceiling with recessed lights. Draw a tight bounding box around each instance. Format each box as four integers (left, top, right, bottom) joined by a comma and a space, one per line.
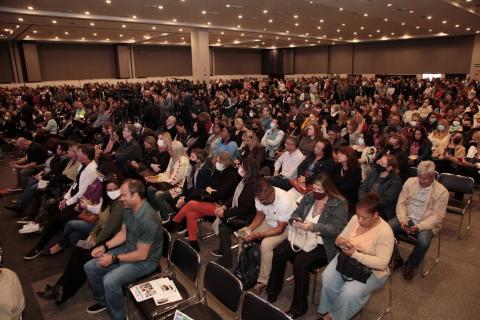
0, 0, 479, 49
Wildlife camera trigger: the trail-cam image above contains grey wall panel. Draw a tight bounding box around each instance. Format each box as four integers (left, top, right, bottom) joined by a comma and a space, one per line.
38, 43, 116, 81
294, 46, 328, 74
213, 48, 262, 75
23, 42, 41, 82
329, 45, 354, 74
134, 45, 192, 77
0, 41, 14, 83
353, 35, 474, 74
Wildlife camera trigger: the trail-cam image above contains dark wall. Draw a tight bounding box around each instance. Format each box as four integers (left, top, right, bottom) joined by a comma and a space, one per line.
134, 45, 192, 77
213, 48, 262, 75
0, 41, 14, 83
294, 46, 328, 74
37, 43, 116, 81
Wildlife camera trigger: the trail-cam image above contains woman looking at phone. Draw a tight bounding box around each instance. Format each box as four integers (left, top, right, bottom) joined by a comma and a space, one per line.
265, 173, 348, 319
317, 192, 394, 320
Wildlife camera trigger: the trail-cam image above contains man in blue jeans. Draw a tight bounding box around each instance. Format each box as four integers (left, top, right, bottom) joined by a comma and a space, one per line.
388, 161, 448, 280
84, 179, 163, 320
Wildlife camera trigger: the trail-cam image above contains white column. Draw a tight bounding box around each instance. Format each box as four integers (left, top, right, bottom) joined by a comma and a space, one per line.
470, 34, 480, 80
190, 29, 210, 82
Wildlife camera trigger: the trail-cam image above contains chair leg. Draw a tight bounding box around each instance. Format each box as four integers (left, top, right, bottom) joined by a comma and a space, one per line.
311, 271, 319, 305
360, 273, 392, 320
457, 210, 472, 240
197, 220, 216, 240
422, 232, 441, 277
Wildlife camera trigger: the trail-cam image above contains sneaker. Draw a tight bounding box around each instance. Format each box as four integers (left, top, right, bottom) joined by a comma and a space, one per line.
86, 303, 107, 314
174, 223, 187, 235
16, 217, 33, 224
250, 283, 266, 295
24, 248, 42, 260
7, 187, 23, 192
210, 249, 223, 257
19, 223, 42, 234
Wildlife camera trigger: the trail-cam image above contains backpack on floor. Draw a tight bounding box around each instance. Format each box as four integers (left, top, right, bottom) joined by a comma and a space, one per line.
234, 242, 261, 290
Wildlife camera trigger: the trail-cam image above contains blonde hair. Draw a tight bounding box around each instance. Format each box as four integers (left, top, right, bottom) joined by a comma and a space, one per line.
159, 131, 173, 150
216, 151, 234, 168
169, 141, 187, 175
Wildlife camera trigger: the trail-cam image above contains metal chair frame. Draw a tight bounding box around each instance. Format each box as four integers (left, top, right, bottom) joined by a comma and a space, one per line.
396, 232, 441, 277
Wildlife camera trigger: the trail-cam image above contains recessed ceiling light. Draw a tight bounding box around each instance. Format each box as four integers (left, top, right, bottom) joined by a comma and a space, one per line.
293, 14, 298, 19
416, 26, 420, 29
226, 4, 230, 8
275, 36, 279, 39
55, 36, 59, 40
158, 5, 163, 9
85, 11, 90, 15
27, 6, 34, 10
305, 32, 309, 35
339, 7, 343, 11
237, 25, 241, 28
93, 33, 97, 36
105, 0, 111, 4
317, 26, 321, 29
25, 35, 30, 39
233, 40, 239, 44
401, 22, 406, 26
295, 23, 299, 26
387, 3, 392, 6
64, 31, 69, 35
241, 33, 244, 36
360, 26, 364, 30
268, 19, 273, 23
455, 24, 460, 28
81, 37, 85, 40
122, 24, 126, 28
428, 29, 432, 32
217, 38, 221, 42
173, 18, 177, 22
336, 29, 341, 32
391, 32, 395, 35
132, 15, 137, 19
221, 31, 224, 34
305, 39, 308, 42
353, 32, 357, 35
368, 34, 372, 37
119, 34, 123, 37
376, 29, 381, 33
285, 30, 289, 33
201, 10, 206, 14
288, 37, 291, 40
259, 34, 263, 38
320, 19, 324, 23
33, 30, 37, 33
238, 15, 243, 19
179, 28, 183, 31
152, 26, 156, 30
427, 16, 432, 20
263, 10, 268, 14
341, 23, 346, 26
384, 18, 388, 22
52, 20, 57, 24
339, 37, 343, 40
466, 27, 471, 31
18, 17, 23, 22
363, 13, 368, 17
90, 22, 95, 26
442, 20, 447, 24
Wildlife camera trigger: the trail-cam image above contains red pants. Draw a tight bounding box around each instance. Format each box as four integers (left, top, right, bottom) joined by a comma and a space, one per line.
172, 200, 216, 241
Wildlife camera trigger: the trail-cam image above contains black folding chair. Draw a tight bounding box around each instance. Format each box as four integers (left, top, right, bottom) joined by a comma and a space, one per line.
128, 239, 201, 319
395, 231, 441, 277
240, 292, 290, 320
438, 173, 475, 239
164, 261, 243, 320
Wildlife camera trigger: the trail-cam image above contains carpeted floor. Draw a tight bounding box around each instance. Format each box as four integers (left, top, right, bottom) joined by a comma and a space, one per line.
1, 155, 480, 320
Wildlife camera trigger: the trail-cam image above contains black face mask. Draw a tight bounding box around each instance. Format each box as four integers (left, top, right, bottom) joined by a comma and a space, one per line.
376, 163, 387, 173
189, 159, 197, 166
463, 125, 471, 132
453, 137, 462, 144
313, 191, 327, 200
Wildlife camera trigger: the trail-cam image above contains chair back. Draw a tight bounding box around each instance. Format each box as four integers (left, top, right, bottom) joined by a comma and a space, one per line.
438, 173, 474, 195
162, 227, 171, 259
204, 261, 243, 313
171, 239, 200, 282
241, 292, 290, 320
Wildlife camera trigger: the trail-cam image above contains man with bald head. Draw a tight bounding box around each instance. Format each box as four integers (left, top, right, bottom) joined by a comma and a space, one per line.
9, 137, 49, 190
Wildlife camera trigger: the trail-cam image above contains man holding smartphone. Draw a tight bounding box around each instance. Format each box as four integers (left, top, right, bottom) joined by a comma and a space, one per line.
240, 178, 297, 295
388, 161, 448, 280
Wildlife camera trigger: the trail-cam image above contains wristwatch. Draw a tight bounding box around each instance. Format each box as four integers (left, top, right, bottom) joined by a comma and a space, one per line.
112, 254, 120, 264
103, 243, 109, 252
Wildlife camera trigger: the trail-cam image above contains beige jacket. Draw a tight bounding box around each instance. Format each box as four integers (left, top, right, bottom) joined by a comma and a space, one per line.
152, 156, 190, 198
396, 178, 449, 234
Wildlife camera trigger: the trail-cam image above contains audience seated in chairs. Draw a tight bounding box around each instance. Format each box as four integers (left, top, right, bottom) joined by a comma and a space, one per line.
317, 193, 394, 320
170, 151, 239, 252
270, 136, 306, 191
36, 173, 124, 305
84, 179, 164, 320
9, 137, 49, 190
358, 154, 402, 221
145, 141, 189, 223
240, 178, 298, 296
388, 160, 449, 280
211, 158, 260, 268
266, 173, 349, 319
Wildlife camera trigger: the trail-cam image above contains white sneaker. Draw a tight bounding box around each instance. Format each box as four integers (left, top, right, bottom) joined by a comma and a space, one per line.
16, 220, 33, 225
19, 223, 42, 234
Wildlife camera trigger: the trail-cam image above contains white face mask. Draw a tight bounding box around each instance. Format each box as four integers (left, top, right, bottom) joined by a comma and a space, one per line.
107, 189, 121, 200
453, 121, 461, 127
157, 139, 165, 148
410, 120, 417, 127
215, 162, 226, 171
270, 122, 277, 129
238, 166, 245, 177
357, 137, 365, 145
249, 111, 255, 117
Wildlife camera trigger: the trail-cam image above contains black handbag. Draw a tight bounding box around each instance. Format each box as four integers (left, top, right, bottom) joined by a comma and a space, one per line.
336, 252, 372, 284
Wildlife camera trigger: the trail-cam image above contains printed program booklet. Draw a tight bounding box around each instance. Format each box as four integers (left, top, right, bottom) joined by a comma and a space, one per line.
130, 277, 182, 305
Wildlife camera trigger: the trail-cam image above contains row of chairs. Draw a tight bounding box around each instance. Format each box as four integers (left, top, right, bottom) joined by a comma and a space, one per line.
126, 231, 290, 320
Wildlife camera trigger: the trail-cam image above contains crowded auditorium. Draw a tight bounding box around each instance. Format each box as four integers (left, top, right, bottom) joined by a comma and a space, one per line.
0, 1, 480, 320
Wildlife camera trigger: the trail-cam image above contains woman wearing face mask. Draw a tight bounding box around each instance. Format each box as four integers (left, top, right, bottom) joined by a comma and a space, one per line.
449, 117, 463, 134
212, 158, 260, 268
436, 133, 466, 174
429, 119, 451, 159
266, 174, 348, 319
407, 127, 432, 166
358, 131, 378, 181
175, 148, 212, 210
36, 174, 125, 305
170, 152, 239, 252
358, 155, 402, 221
261, 118, 285, 158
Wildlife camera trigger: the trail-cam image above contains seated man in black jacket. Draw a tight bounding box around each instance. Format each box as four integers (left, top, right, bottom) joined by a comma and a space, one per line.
211, 158, 260, 268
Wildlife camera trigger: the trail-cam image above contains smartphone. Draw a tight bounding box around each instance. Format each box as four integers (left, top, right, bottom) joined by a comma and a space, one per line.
407, 219, 415, 227
235, 228, 251, 238
338, 244, 350, 250
289, 217, 303, 225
